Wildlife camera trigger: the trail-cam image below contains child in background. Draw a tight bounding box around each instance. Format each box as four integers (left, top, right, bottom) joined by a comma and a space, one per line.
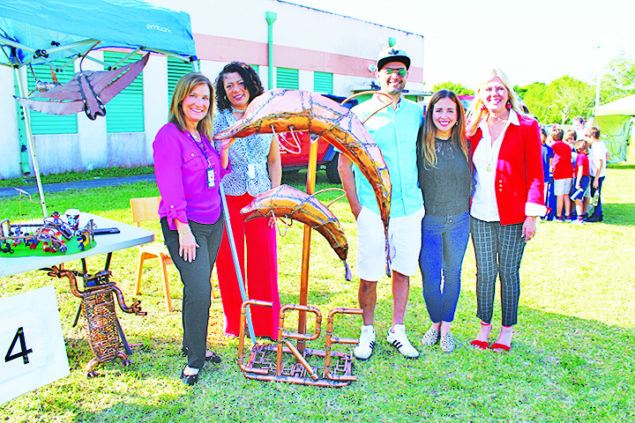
564, 129, 578, 171
540, 128, 555, 220
564, 129, 578, 219
551, 127, 573, 222
570, 139, 591, 225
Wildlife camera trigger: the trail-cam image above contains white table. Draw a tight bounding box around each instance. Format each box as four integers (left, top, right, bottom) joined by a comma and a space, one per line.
0, 213, 154, 278
0, 213, 154, 356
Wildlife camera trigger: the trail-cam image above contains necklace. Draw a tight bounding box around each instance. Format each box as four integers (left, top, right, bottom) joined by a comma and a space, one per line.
231, 106, 246, 115
189, 130, 201, 142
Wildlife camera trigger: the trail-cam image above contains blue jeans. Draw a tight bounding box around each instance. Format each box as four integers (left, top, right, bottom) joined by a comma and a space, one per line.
418, 211, 470, 323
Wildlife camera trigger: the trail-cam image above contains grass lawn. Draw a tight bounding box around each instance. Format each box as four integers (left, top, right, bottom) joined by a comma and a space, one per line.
0, 158, 633, 422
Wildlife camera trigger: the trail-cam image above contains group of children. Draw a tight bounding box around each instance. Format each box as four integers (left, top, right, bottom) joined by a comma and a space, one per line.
541, 120, 607, 224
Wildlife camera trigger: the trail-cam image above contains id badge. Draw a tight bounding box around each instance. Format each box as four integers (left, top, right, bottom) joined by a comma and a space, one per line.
207, 167, 215, 188
247, 163, 256, 179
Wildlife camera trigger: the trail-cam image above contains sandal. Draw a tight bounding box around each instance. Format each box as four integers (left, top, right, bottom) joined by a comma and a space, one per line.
490, 342, 511, 353
180, 366, 199, 386
181, 348, 222, 363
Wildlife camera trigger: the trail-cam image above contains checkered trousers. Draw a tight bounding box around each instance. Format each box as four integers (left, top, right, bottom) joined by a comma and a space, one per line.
470, 217, 526, 326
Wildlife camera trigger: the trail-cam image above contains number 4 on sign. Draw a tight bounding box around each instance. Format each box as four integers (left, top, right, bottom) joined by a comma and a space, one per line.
5, 327, 33, 365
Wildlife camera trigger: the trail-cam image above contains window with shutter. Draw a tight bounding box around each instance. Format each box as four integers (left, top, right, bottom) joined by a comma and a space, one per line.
167, 57, 194, 108
26, 60, 78, 134
276, 67, 299, 89
313, 71, 333, 94
103, 51, 144, 133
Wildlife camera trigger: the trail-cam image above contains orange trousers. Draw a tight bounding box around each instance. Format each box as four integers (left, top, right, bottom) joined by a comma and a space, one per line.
216, 193, 280, 339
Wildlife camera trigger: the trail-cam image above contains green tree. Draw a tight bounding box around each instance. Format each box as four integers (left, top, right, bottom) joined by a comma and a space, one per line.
547, 76, 594, 124
517, 77, 593, 124
515, 82, 550, 123
600, 53, 635, 104
432, 81, 473, 96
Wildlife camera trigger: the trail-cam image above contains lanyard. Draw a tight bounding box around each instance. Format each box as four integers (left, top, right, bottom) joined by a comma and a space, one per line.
189, 132, 213, 169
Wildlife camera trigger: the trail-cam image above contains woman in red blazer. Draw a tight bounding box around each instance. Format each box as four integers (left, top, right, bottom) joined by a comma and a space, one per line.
466, 68, 546, 352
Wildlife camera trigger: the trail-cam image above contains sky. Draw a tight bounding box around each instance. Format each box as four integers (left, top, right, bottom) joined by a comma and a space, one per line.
289, 0, 635, 90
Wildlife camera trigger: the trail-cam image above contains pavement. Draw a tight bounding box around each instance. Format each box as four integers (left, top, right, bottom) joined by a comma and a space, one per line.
0, 174, 156, 199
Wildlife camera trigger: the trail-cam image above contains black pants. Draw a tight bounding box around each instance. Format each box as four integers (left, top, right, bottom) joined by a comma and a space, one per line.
470, 217, 526, 326
161, 216, 224, 369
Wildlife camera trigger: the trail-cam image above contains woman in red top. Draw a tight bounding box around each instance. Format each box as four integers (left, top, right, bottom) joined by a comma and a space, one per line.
466, 68, 546, 352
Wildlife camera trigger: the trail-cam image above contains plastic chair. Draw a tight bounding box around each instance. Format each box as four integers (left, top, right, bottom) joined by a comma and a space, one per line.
130, 197, 174, 311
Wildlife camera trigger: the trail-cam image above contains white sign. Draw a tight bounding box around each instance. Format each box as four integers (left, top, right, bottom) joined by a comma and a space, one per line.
0, 285, 70, 405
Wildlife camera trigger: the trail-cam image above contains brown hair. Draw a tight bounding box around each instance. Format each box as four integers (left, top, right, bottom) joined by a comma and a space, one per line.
169, 72, 215, 141
586, 126, 600, 140
564, 129, 577, 142
214, 62, 264, 112
420, 90, 468, 167
550, 127, 564, 141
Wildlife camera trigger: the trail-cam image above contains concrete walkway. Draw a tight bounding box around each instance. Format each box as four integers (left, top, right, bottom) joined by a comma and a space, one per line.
0, 174, 156, 199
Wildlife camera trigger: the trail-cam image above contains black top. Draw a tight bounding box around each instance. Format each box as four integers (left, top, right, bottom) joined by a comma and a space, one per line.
416, 136, 472, 217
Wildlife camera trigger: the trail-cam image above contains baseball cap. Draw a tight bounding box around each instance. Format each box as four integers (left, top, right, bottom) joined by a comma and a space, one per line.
376, 47, 411, 71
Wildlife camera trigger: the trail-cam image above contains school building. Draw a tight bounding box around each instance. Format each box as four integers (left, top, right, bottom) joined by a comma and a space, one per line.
0, 0, 425, 179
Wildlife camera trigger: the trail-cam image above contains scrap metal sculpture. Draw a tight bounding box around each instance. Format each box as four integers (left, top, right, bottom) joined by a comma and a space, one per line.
214, 89, 392, 273
214, 89, 394, 387
241, 184, 351, 281
46, 266, 146, 377
237, 300, 362, 387
15, 54, 149, 120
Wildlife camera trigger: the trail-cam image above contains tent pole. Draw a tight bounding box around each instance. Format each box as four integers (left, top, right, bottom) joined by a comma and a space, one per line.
13, 66, 47, 217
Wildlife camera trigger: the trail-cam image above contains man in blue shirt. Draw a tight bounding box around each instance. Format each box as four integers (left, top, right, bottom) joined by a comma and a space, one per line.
339, 48, 424, 360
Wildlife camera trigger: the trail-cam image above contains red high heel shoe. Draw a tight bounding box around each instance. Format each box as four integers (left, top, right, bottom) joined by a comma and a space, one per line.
490, 342, 511, 352
471, 321, 491, 350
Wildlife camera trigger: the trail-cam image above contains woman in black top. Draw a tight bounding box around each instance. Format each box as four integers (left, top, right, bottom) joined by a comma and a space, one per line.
417, 90, 471, 353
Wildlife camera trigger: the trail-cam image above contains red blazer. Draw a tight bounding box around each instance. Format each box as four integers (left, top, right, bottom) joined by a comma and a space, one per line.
469, 113, 545, 225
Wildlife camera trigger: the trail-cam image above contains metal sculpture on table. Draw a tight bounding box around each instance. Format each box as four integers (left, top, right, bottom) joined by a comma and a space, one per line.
46, 265, 147, 378
214, 89, 392, 388
0, 212, 95, 256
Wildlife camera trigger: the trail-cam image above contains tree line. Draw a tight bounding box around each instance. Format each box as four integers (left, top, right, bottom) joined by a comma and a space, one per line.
432, 53, 634, 125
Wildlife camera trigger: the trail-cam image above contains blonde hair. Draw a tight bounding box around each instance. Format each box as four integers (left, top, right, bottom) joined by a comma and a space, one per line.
420, 90, 468, 167
169, 72, 215, 142
466, 68, 522, 136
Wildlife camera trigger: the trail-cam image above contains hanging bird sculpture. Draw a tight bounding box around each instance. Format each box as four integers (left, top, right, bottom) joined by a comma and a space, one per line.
15, 54, 149, 120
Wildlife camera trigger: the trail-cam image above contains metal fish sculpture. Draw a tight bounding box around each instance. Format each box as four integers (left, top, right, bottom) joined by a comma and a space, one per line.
15, 54, 149, 120
241, 184, 352, 281
214, 89, 392, 274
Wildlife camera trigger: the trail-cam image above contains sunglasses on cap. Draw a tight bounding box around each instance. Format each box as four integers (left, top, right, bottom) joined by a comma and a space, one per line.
384, 68, 407, 77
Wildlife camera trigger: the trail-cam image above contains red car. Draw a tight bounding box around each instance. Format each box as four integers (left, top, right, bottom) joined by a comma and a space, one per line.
277, 94, 357, 184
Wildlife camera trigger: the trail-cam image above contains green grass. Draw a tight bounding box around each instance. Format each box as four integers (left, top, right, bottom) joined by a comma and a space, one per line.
0, 166, 155, 188
0, 161, 633, 422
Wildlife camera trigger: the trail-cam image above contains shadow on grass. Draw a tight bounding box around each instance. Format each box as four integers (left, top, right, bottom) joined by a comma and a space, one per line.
601, 202, 635, 226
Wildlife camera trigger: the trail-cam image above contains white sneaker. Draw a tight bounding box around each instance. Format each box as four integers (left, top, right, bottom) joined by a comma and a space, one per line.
387, 325, 419, 359
354, 325, 375, 360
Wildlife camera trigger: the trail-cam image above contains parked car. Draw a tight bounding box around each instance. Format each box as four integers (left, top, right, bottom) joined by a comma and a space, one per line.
277, 94, 357, 184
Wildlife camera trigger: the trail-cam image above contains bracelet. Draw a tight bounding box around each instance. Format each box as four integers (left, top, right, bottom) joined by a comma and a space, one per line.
177, 227, 192, 235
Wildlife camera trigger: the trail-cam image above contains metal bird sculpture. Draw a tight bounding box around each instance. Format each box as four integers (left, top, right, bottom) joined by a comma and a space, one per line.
214, 89, 392, 275
15, 54, 149, 120
241, 184, 351, 281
